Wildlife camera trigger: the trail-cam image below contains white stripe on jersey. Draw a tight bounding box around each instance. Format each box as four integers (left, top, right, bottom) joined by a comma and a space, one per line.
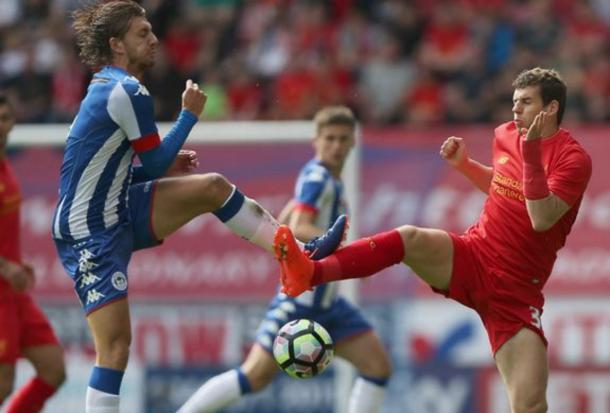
104, 149, 134, 229
108, 83, 142, 142
53, 196, 65, 239
68, 128, 126, 239
313, 177, 336, 230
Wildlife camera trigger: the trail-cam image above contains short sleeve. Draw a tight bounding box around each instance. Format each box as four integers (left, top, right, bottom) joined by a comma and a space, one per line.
294, 165, 329, 213
107, 81, 159, 151
548, 147, 592, 206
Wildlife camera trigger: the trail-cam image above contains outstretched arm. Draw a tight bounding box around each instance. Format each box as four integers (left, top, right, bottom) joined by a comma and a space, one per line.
132, 149, 200, 183
136, 80, 207, 178
440, 136, 493, 194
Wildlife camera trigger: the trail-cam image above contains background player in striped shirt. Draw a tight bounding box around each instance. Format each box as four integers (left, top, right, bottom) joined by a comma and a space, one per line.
52, 2, 345, 413
275, 68, 592, 413
176, 106, 392, 413
0, 94, 66, 413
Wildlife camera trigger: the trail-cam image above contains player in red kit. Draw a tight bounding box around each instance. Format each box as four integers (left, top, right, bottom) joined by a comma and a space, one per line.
0, 94, 66, 413
275, 68, 592, 413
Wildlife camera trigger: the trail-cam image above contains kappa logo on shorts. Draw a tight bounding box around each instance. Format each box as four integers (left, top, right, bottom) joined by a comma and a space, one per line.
111, 271, 128, 291
80, 273, 101, 289
86, 289, 106, 305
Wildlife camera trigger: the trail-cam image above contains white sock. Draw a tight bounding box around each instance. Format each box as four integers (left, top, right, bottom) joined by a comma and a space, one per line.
348, 377, 387, 413
176, 369, 243, 413
224, 195, 303, 253
86, 387, 120, 413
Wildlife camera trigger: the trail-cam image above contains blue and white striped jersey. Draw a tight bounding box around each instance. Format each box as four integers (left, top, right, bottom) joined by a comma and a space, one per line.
292, 158, 348, 308
52, 66, 160, 242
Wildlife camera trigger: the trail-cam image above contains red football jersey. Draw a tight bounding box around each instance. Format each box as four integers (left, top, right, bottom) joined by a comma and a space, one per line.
465, 122, 592, 288
0, 158, 22, 290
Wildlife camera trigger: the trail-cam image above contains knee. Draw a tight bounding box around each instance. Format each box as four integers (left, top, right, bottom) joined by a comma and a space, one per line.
97, 335, 131, 370
376, 356, 393, 379
514, 397, 548, 413
37, 358, 67, 389
195, 173, 233, 207
396, 225, 420, 247
241, 365, 276, 392
358, 354, 392, 380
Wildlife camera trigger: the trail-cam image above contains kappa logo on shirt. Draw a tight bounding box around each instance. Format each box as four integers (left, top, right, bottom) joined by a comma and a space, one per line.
86, 289, 106, 305
134, 84, 150, 97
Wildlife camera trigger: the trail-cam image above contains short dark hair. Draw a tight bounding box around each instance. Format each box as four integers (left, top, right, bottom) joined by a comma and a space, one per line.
313, 106, 356, 134
512, 68, 567, 125
72, 0, 146, 68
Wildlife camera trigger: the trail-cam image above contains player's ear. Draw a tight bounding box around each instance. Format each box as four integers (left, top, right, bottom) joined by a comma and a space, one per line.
109, 37, 124, 55
546, 100, 559, 117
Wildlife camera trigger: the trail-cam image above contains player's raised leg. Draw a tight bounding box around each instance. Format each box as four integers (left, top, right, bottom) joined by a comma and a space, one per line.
275, 224, 454, 297
495, 328, 548, 413
151, 174, 347, 257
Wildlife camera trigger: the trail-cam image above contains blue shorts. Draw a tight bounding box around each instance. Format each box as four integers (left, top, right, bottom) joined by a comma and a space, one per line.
255, 291, 373, 353
54, 181, 161, 315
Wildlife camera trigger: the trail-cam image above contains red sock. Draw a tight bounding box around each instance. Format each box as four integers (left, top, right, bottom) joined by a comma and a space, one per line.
311, 230, 405, 286
6, 377, 58, 413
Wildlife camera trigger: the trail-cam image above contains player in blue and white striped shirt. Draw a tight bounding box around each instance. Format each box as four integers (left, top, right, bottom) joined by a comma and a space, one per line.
53, 2, 346, 412
177, 107, 392, 413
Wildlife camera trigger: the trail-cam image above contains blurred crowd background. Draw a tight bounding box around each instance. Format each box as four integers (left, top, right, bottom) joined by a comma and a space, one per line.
1, 0, 610, 125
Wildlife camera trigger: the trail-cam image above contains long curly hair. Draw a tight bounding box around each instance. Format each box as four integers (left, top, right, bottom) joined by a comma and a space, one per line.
72, 0, 146, 69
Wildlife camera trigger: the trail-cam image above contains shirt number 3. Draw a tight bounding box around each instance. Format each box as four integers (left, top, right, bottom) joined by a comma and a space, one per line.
529, 306, 542, 329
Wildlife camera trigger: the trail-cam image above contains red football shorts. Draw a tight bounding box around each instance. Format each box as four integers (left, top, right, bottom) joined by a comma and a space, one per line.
432, 233, 548, 355
0, 291, 60, 364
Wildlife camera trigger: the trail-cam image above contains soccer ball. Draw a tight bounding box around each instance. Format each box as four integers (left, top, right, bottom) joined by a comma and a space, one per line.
273, 319, 334, 379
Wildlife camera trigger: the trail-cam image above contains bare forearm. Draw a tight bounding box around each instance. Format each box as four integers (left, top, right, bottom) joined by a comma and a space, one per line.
520, 134, 569, 231
455, 158, 493, 194
289, 209, 324, 242
525, 194, 569, 232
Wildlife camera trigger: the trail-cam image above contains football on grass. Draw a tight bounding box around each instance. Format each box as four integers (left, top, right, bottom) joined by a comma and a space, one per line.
273, 319, 334, 379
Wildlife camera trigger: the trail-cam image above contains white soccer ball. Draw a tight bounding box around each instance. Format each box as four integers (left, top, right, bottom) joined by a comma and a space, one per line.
273, 319, 334, 379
